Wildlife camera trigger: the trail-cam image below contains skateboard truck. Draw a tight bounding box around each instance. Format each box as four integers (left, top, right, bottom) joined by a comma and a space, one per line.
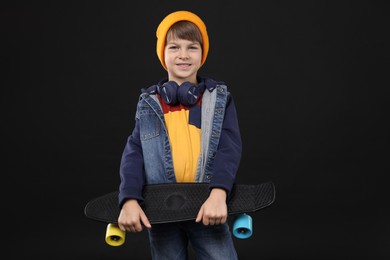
103, 214, 253, 247
104, 213, 254, 247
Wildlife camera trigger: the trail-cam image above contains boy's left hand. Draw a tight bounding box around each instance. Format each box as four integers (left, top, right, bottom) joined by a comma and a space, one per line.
195, 188, 228, 225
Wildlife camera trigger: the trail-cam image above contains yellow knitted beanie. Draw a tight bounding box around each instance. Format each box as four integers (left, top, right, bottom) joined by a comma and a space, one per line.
156, 11, 209, 70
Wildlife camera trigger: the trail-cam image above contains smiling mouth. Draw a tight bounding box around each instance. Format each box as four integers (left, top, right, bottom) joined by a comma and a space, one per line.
177, 64, 191, 69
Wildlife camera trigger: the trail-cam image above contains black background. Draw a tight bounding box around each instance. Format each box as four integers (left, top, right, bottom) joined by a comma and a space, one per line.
2, 1, 389, 259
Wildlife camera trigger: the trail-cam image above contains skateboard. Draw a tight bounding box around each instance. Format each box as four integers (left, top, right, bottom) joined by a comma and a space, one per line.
85, 181, 275, 246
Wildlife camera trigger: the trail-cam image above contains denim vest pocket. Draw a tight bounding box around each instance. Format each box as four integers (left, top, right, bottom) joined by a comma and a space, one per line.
138, 105, 161, 141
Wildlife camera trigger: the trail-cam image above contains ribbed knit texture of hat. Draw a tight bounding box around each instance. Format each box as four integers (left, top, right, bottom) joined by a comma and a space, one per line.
156, 11, 209, 70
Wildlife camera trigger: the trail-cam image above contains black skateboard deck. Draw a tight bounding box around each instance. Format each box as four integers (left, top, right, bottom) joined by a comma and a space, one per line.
85, 182, 275, 224
85, 181, 275, 245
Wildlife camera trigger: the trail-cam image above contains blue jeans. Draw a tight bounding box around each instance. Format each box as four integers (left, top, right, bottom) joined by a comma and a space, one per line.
147, 221, 238, 260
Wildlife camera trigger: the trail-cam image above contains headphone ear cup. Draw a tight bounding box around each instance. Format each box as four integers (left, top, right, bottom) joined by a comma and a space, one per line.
177, 82, 200, 106
159, 81, 179, 105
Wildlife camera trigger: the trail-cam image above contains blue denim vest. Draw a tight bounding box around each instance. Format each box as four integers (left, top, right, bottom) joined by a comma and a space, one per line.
136, 81, 228, 184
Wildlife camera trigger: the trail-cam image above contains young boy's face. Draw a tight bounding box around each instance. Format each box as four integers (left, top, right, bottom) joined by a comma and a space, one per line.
164, 36, 202, 85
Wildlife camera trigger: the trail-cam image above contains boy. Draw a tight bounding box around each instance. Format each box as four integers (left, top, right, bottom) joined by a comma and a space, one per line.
118, 10, 242, 259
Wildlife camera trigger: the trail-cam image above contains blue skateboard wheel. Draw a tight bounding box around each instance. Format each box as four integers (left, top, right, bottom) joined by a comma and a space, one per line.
232, 214, 253, 239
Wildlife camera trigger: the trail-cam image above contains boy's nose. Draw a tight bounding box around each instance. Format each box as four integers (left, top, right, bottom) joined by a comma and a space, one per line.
178, 49, 189, 58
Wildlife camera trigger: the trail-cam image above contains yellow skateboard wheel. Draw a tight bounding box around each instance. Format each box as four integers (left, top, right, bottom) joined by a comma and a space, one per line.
105, 223, 125, 246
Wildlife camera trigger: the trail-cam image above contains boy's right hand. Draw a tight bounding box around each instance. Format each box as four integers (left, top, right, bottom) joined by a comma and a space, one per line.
117, 199, 151, 232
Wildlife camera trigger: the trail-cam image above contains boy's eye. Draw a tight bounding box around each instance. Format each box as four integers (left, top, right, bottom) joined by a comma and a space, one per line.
168, 46, 178, 49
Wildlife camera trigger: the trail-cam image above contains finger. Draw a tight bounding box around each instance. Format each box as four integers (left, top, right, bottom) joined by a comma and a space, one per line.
118, 224, 126, 232
195, 206, 204, 223
134, 223, 142, 232
140, 213, 152, 229
128, 225, 137, 232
